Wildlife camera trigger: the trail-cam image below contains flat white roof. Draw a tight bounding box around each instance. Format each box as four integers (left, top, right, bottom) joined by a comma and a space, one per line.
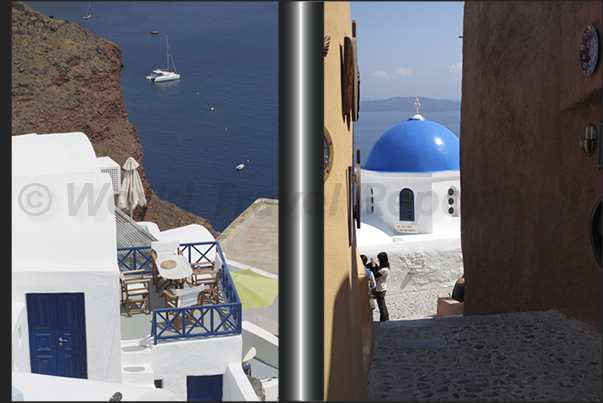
12, 132, 100, 177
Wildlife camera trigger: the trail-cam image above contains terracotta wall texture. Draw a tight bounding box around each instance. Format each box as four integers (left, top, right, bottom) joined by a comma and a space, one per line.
460, 2, 602, 330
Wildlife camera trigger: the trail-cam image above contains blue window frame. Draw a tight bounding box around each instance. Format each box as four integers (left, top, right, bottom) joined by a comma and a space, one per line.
400, 188, 414, 221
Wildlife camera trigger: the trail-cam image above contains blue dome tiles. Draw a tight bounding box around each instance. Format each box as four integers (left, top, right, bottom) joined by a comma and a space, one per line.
364, 117, 460, 173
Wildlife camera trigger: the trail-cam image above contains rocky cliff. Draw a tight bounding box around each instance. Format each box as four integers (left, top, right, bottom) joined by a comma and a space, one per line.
12, 1, 218, 238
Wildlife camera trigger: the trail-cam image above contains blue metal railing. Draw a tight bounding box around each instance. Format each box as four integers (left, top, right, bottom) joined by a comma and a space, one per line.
179, 241, 217, 266
117, 241, 242, 344
151, 302, 242, 344
117, 245, 153, 273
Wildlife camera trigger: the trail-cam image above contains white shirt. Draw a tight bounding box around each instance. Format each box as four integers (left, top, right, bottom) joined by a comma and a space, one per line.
375, 267, 389, 292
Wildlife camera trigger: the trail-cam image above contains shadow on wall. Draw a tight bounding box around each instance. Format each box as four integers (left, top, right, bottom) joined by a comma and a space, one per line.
400, 272, 413, 291
326, 251, 371, 401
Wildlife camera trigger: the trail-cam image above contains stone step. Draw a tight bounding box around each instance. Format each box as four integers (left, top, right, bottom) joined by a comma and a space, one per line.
121, 363, 155, 387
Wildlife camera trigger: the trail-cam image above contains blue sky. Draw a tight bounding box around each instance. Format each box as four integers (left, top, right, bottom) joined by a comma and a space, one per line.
350, 2, 464, 101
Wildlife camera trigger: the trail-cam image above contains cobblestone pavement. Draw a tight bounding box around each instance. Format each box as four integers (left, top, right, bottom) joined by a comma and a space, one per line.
372, 287, 452, 322
368, 289, 602, 401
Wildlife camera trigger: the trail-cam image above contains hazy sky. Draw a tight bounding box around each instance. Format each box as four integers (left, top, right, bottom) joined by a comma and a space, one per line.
350, 2, 464, 101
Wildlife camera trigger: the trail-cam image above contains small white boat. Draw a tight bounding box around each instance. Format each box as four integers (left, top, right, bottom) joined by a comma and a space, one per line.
83, 14, 91, 20
236, 164, 245, 171
146, 69, 180, 82
146, 35, 180, 82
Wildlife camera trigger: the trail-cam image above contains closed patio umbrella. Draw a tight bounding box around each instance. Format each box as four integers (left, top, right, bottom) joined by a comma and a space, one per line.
117, 157, 147, 218
230, 269, 278, 310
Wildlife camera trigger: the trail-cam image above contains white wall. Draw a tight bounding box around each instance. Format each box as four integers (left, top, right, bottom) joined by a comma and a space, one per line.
12, 271, 123, 383
12, 174, 118, 274
149, 334, 244, 401
12, 304, 29, 373
223, 363, 260, 401
430, 173, 461, 233
362, 170, 460, 235
242, 321, 278, 368
12, 132, 123, 383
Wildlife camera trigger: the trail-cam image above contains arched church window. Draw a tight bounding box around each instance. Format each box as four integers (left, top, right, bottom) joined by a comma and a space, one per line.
400, 188, 414, 221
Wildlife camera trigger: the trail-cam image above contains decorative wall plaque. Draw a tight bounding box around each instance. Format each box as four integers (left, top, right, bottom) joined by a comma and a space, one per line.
580, 25, 599, 76
353, 147, 361, 228
351, 20, 360, 122
342, 36, 354, 119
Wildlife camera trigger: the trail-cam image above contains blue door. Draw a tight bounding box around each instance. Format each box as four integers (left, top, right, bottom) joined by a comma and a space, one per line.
187, 375, 223, 401
26, 293, 88, 379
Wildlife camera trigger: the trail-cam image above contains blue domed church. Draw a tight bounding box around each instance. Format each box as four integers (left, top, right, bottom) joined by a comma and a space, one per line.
357, 99, 463, 294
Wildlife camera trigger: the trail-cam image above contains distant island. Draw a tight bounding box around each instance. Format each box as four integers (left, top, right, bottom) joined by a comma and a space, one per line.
360, 97, 461, 112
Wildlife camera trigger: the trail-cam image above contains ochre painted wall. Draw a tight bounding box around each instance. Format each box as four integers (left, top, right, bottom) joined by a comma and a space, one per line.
461, 2, 602, 330
324, 2, 372, 400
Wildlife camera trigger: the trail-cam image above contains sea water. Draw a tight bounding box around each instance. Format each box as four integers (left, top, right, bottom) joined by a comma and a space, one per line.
26, 1, 279, 232
354, 110, 461, 166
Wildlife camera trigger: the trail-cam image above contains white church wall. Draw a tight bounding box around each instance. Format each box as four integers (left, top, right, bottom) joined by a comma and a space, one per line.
359, 234, 463, 295
363, 170, 434, 234
361, 169, 461, 236
429, 172, 461, 233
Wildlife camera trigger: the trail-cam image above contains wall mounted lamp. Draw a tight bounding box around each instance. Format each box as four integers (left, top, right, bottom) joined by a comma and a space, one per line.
580, 123, 598, 156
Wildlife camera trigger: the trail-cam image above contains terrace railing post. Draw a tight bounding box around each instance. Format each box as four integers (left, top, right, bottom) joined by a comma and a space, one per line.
152, 312, 157, 345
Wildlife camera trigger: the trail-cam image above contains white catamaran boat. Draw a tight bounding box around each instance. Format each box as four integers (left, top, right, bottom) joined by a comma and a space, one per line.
146, 35, 180, 82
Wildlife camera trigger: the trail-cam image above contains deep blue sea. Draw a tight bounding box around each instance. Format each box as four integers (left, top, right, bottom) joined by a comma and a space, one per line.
354, 110, 461, 166
26, 1, 278, 232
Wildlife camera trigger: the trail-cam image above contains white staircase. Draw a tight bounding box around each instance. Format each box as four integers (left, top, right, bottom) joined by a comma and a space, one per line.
121, 339, 155, 387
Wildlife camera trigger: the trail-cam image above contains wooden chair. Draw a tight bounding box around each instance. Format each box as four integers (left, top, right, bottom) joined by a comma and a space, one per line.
195, 265, 222, 305
162, 285, 204, 330
120, 269, 151, 317
189, 260, 215, 286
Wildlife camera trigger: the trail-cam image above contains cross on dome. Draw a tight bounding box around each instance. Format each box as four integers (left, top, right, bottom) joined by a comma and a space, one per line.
411, 97, 424, 120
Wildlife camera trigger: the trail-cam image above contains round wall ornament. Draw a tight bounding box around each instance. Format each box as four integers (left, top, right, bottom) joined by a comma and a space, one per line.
580, 25, 599, 76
